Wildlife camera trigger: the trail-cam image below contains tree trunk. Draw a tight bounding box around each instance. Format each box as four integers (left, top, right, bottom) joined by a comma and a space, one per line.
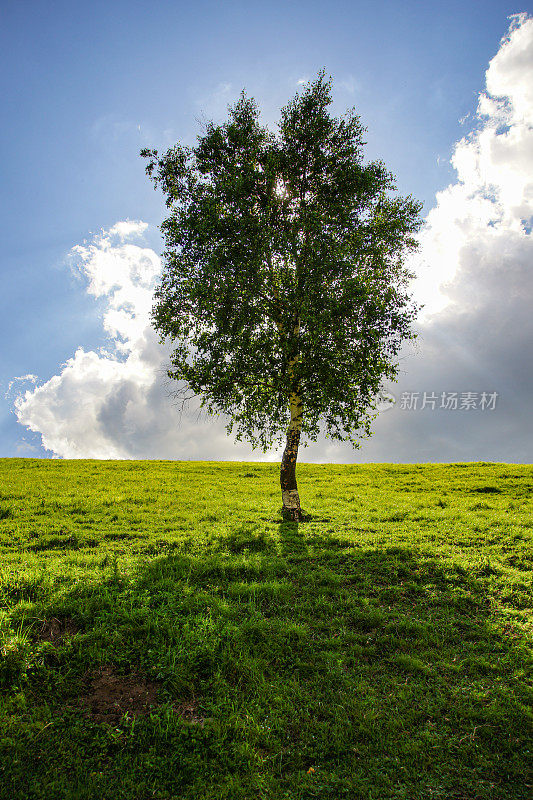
280, 392, 306, 521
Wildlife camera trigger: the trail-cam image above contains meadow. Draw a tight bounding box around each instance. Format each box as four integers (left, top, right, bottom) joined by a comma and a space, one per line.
0, 458, 531, 799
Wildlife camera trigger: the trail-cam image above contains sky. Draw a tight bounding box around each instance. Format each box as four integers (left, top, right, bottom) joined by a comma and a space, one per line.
1, 0, 532, 463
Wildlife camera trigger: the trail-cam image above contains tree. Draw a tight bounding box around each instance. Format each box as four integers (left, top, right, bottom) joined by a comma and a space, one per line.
141, 72, 422, 521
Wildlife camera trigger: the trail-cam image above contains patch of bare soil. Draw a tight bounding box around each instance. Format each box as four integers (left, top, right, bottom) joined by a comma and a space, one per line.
33, 616, 80, 644
74, 664, 205, 725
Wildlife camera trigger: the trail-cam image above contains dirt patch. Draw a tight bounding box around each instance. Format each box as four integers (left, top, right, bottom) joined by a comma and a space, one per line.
74, 664, 205, 725
33, 617, 80, 644
76, 665, 159, 723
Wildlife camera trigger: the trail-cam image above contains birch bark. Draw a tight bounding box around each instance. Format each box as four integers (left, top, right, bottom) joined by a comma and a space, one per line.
280, 318, 305, 521
280, 389, 304, 520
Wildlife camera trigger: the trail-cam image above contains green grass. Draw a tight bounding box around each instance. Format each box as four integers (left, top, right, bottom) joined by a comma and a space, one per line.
0, 459, 532, 799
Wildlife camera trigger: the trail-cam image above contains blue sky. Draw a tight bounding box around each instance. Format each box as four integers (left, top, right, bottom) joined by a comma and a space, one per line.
1, 1, 532, 461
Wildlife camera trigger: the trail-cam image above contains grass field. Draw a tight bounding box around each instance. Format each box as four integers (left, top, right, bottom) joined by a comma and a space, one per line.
0, 459, 532, 799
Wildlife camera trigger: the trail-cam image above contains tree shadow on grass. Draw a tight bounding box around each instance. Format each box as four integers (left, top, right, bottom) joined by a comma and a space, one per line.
277, 520, 309, 558
3, 537, 532, 800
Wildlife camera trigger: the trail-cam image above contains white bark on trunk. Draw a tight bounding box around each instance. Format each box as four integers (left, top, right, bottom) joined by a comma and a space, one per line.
282, 489, 301, 510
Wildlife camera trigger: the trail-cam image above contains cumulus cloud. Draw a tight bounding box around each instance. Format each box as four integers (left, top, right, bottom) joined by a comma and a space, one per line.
312, 12, 533, 463
413, 13, 533, 319
14, 221, 258, 459
14, 15, 533, 462
5, 374, 39, 401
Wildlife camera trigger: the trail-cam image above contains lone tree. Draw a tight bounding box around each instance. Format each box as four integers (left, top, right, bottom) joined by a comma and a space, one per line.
142, 73, 422, 521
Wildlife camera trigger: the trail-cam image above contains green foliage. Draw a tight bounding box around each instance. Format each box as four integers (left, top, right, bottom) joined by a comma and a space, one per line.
0, 459, 532, 798
142, 73, 422, 450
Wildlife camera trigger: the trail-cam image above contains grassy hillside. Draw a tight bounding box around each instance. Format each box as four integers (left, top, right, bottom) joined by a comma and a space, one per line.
0, 459, 532, 799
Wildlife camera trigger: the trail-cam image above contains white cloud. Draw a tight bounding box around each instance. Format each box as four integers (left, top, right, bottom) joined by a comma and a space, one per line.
411, 13, 533, 319
68, 222, 158, 352
15, 223, 258, 460
4, 374, 39, 401
311, 13, 533, 463
107, 220, 149, 240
